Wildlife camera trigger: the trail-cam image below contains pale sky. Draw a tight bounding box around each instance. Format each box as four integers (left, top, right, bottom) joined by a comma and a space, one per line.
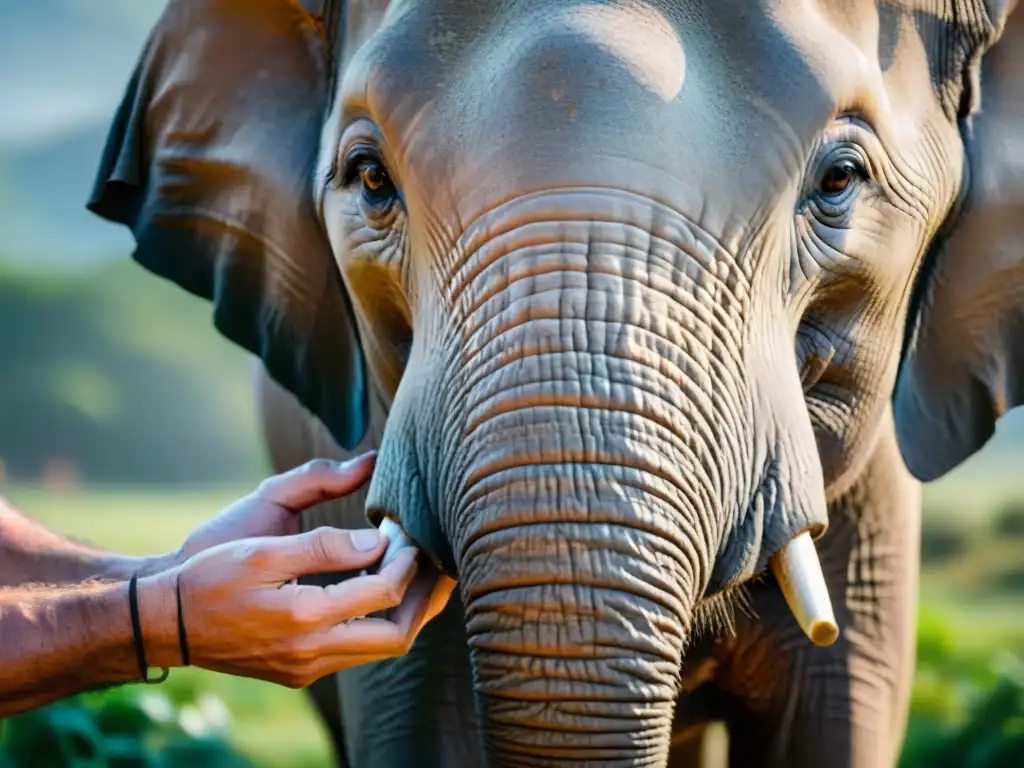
0, 0, 164, 149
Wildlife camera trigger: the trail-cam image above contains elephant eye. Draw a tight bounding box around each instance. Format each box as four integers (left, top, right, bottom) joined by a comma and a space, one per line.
818, 159, 866, 199
356, 159, 396, 207
342, 148, 397, 209
358, 161, 390, 194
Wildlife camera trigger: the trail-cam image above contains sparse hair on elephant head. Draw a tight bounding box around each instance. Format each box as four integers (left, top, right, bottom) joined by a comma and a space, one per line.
86, 0, 1023, 763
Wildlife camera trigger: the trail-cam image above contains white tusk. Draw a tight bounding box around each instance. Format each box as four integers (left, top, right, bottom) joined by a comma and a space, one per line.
377, 517, 416, 568
769, 531, 839, 647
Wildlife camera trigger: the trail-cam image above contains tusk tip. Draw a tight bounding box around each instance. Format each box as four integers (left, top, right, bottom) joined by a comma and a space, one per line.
770, 531, 840, 648
807, 618, 839, 648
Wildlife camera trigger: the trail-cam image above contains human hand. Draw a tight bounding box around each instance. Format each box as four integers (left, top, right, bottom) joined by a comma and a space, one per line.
177, 453, 377, 562
137, 454, 458, 686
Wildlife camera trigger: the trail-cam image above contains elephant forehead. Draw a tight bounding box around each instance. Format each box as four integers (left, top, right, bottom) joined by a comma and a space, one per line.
543, 3, 686, 100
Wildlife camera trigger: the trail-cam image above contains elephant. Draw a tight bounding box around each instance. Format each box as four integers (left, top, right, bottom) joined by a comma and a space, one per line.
84, 0, 1024, 766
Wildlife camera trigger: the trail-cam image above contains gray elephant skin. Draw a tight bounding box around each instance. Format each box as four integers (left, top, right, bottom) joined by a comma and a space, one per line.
85, 0, 1024, 766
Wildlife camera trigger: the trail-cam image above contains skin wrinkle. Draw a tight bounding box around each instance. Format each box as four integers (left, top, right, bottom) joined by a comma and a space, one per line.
456, 352, 726, 491
451, 372, 737, 527
444, 225, 757, 505
454, 469, 711, 580
453, 233, 747, 351
459, 337, 720, 435
468, 607, 687, 667
461, 389, 717, 478
442, 199, 751, 336
452, 424, 719, 539
441, 231, 751, 457
460, 527, 694, 621
439, 185, 745, 284
456, 282, 742, 409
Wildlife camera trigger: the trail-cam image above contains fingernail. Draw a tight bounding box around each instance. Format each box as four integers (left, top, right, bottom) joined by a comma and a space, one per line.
351, 528, 382, 551
339, 452, 375, 470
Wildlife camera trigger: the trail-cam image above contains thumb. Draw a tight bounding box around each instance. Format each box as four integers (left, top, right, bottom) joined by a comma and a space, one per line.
258, 527, 389, 579
255, 453, 377, 512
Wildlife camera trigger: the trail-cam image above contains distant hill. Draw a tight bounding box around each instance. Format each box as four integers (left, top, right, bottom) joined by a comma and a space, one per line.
0, 259, 267, 484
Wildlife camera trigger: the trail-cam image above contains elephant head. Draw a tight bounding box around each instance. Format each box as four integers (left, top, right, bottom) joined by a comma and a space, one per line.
88, 0, 1022, 763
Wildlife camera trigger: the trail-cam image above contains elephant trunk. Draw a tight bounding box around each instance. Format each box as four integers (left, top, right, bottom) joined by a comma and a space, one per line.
367, 196, 832, 764
444, 283, 714, 761
456, 455, 698, 764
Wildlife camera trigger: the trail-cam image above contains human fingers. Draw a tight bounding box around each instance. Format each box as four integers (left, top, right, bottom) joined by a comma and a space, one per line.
421, 574, 458, 627
308, 547, 419, 623
387, 562, 455, 639
247, 526, 389, 582
273, 651, 405, 689
302, 654, 388, 681
304, 563, 446, 662
254, 453, 377, 512
312, 616, 422, 658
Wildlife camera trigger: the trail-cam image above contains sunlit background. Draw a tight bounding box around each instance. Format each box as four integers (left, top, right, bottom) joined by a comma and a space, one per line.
1, 2, 1021, 766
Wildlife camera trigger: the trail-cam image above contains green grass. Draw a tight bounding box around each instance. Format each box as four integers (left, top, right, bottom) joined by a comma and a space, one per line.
7, 484, 255, 557
3, 475, 1022, 766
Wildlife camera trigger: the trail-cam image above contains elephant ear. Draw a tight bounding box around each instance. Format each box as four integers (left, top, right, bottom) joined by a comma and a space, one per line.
894, 0, 1024, 481
86, 0, 369, 451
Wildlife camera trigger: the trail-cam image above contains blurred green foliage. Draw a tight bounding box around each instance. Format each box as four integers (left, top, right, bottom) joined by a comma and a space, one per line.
0, 684, 254, 768
0, 261, 264, 483
994, 502, 1024, 539
900, 611, 1024, 767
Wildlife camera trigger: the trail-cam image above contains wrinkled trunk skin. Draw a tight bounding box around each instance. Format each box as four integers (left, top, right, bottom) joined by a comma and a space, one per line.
456, 447, 698, 765
367, 193, 827, 766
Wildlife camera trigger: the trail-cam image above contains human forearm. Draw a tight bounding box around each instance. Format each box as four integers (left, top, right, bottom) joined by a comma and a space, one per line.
0, 497, 178, 587
0, 575, 179, 717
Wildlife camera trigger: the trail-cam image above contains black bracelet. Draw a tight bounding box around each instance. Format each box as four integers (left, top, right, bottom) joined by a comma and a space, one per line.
128, 575, 148, 679
128, 575, 170, 685
175, 573, 191, 667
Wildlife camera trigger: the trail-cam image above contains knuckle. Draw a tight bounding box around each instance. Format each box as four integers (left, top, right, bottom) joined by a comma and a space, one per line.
286, 639, 317, 664
308, 527, 344, 564
286, 601, 321, 630
282, 673, 308, 689
253, 477, 276, 498
238, 544, 271, 571
380, 629, 413, 658
376, 580, 403, 609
